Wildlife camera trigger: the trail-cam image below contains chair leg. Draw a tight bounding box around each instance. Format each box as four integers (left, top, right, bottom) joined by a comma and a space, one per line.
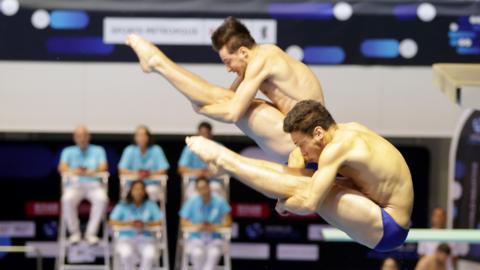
56, 215, 66, 270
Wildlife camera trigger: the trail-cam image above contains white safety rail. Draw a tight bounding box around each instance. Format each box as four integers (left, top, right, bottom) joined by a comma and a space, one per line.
320, 227, 480, 243
0, 245, 43, 270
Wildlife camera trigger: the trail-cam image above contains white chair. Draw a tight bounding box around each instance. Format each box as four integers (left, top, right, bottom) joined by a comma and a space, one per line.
175, 174, 232, 270
119, 174, 170, 270
111, 225, 168, 270
56, 172, 110, 270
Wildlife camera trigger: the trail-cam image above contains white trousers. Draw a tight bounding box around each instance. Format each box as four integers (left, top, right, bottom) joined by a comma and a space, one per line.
61, 182, 108, 236
116, 236, 158, 270
186, 238, 224, 270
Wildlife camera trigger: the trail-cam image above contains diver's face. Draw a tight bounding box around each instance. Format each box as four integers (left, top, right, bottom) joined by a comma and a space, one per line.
219, 47, 247, 76
290, 130, 324, 162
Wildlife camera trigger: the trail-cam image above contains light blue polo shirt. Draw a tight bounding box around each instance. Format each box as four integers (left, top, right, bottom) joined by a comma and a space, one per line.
60, 144, 107, 184
110, 200, 164, 238
179, 194, 231, 239
119, 145, 170, 184
178, 145, 207, 169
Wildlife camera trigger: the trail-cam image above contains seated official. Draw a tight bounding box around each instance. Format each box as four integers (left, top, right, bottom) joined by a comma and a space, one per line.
59, 126, 108, 245
119, 125, 169, 201
110, 180, 164, 270
180, 177, 231, 270
415, 243, 451, 270
178, 122, 224, 199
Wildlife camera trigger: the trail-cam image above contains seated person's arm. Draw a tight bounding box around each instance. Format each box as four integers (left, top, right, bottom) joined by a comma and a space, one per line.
151, 168, 167, 176
180, 218, 202, 231
58, 161, 76, 174
93, 160, 108, 173
212, 214, 232, 230
178, 165, 198, 175
119, 167, 138, 176
145, 220, 163, 227
77, 160, 108, 177
197, 58, 268, 122
109, 219, 134, 227
178, 166, 211, 177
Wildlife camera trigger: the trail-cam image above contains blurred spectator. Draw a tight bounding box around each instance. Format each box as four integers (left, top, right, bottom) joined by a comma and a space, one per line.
119, 125, 169, 201
178, 121, 214, 177
58, 125, 108, 245
180, 177, 231, 270
381, 257, 400, 270
110, 180, 163, 270
415, 243, 451, 270
417, 207, 469, 270
178, 121, 223, 198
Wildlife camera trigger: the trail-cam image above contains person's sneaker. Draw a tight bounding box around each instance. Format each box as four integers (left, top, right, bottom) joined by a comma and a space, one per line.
68, 233, 81, 245
85, 235, 100, 245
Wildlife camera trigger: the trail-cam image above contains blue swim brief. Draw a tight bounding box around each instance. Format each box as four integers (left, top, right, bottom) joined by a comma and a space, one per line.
305, 162, 318, 170
374, 208, 409, 252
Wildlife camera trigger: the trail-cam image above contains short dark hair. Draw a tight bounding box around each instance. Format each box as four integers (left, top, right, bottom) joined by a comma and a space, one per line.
195, 176, 209, 186
126, 180, 148, 204
211, 16, 256, 53
135, 124, 154, 147
197, 121, 212, 132
437, 243, 451, 255
283, 100, 336, 135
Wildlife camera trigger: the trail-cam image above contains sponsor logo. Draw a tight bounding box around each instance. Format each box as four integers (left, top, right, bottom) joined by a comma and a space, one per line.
231, 203, 271, 219
42, 221, 58, 239
103, 17, 276, 45
265, 225, 301, 241
276, 244, 319, 261
25, 201, 59, 217
245, 223, 264, 240
0, 221, 35, 238
230, 243, 270, 259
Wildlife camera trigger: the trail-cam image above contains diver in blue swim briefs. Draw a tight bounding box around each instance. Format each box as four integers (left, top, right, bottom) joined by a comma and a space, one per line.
187, 100, 414, 251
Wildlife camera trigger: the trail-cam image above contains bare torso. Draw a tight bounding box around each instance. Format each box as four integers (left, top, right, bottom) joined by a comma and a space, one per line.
328, 123, 414, 228
254, 44, 324, 114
